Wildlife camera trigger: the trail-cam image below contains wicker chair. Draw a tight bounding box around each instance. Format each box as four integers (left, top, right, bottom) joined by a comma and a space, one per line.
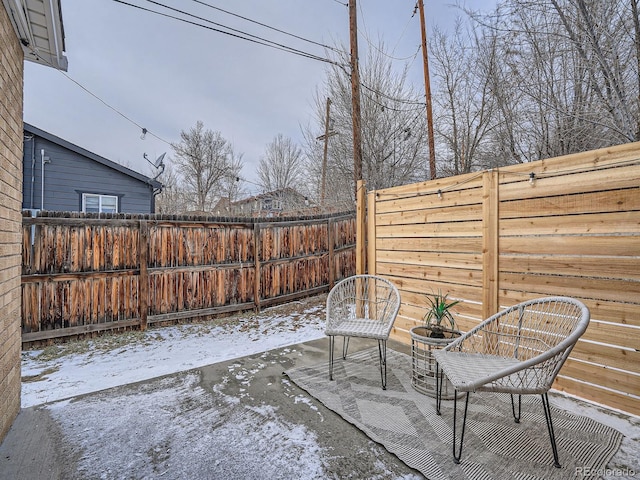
326, 275, 401, 390
433, 296, 590, 467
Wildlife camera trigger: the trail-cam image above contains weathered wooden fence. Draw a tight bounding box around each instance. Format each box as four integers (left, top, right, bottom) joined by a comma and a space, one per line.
21, 211, 356, 344
362, 142, 640, 416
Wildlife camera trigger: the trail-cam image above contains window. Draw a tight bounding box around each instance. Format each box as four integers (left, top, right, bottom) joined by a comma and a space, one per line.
82, 193, 118, 213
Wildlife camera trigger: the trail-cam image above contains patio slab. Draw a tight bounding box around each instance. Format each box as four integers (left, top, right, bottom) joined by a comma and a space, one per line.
1, 337, 638, 479
0, 338, 422, 479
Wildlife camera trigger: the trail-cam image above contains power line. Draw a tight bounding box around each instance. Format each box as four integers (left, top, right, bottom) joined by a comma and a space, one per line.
60, 70, 171, 145
357, 1, 421, 62
188, 0, 342, 54
359, 82, 426, 109
28, 0, 350, 158
113, 0, 345, 66
27, 48, 172, 146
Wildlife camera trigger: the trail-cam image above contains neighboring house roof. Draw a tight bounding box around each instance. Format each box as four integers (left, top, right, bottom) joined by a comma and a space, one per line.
232, 188, 308, 207
24, 123, 163, 190
214, 188, 312, 217
2, 0, 67, 71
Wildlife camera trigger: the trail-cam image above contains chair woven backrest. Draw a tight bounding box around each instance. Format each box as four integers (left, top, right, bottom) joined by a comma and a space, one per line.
451, 296, 590, 392
326, 275, 400, 327
488, 298, 587, 359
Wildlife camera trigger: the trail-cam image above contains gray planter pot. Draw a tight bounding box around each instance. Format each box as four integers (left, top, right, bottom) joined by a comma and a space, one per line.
410, 326, 460, 399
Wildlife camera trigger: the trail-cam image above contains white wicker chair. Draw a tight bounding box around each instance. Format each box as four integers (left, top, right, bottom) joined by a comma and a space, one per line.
433, 296, 590, 467
326, 275, 401, 389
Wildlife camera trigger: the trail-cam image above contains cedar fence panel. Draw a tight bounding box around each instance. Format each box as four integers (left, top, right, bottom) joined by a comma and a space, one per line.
365, 142, 640, 416
21, 211, 356, 344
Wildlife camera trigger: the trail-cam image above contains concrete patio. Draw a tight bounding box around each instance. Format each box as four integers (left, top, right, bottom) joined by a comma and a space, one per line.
1, 335, 638, 480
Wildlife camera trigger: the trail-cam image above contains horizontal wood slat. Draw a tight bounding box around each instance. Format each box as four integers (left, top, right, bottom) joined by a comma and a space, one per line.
553, 377, 640, 417
376, 204, 484, 225
500, 188, 640, 219
500, 254, 640, 281
500, 211, 640, 236
376, 221, 483, 238
561, 357, 640, 397
376, 237, 483, 253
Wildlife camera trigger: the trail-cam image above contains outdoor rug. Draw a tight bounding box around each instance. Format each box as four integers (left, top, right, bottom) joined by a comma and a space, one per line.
285, 348, 623, 480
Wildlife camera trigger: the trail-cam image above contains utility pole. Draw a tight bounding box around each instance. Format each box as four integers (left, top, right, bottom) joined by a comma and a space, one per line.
316, 97, 337, 205
349, 0, 363, 197
417, 0, 437, 179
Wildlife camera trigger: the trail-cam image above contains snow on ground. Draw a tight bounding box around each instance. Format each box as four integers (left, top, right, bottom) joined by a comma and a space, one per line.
20, 295, 422, 479
46, 372, 330, 480
21, 296, 327, 408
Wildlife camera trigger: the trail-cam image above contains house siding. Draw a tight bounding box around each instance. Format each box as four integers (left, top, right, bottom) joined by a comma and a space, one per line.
23, 135, 156, 213
0, 5, 24, 443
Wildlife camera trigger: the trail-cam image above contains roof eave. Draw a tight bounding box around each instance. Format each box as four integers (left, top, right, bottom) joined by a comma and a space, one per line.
3, 0, 68, 71
24, 123, 163, 189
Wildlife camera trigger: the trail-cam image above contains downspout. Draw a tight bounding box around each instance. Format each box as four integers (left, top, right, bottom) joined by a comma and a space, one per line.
41, 149, 50, 210
149, 166, 164, 214
150, 183, 163, 214
26, 134, 35, 209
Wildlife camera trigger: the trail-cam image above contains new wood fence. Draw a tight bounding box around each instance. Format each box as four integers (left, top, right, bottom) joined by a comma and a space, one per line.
362, 142, 640, 416
21, 211, 356, 345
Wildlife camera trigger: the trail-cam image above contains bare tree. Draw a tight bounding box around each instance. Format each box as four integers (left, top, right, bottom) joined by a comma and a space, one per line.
257, 134, 306, 192
172, 121, 244, 212
216, 150, 247, 215
430, 21, 497, 175
302, 41, 428, 207
154, 161, 189, 214
465, 0, 639, 163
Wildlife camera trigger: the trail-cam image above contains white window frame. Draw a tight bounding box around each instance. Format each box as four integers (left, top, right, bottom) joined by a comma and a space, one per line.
82, 193, 119, 213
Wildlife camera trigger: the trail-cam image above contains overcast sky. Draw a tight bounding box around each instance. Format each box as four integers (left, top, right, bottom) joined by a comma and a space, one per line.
24, 0, 496, 193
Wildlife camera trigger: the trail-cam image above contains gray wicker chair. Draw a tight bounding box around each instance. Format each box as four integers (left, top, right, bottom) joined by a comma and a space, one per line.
433, 296, 590, 467
326, 275, 401, 389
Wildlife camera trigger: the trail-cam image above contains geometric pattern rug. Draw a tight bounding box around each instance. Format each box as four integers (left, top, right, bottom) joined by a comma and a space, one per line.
285, 348, 623, 480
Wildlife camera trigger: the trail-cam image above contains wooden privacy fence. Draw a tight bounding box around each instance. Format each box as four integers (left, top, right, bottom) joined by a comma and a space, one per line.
21, 211, 356, 345
361, 142, 640, 416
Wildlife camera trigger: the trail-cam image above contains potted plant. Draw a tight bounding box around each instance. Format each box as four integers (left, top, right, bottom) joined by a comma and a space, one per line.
410, 290, 461, 398
422, 290, 460, 338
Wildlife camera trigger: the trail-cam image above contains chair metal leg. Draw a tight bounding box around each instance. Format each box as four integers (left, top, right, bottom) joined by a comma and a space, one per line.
377, 339, 387, 390
328, 336, 335, 381
541, 393, 561, 468
342, 336, 350, 359
452, 391, 470, 464
435, 363, 444, 415
511, 394, 522, 423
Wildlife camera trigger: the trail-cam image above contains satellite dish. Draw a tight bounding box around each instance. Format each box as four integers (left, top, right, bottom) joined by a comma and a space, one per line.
154, 152, 166, 169
144, 152, 166, 180
144, 152, 166, 169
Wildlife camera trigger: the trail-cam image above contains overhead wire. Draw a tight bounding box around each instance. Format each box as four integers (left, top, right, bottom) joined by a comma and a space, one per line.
360, 82, 426, 110
338, 2, 425, 112
29, 0, 351, 151
188, 0, 343, 54
357, 1, 421, 62
26, 47, 173, 146
113, 0, 345, 66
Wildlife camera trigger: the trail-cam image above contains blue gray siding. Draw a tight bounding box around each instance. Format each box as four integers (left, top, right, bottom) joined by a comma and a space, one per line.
23, 126, 159, 213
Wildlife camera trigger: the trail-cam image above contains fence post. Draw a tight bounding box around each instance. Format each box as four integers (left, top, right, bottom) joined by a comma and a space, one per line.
253, 223, 261, 312
367, 190, 376, 276
139, 220, 149, 331
328, 218, 335, 289
356, 180, 367, 275
482, 170, 499, 320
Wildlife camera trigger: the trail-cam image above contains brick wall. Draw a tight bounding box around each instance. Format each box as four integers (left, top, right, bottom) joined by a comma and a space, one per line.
0, 5, 24, 442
